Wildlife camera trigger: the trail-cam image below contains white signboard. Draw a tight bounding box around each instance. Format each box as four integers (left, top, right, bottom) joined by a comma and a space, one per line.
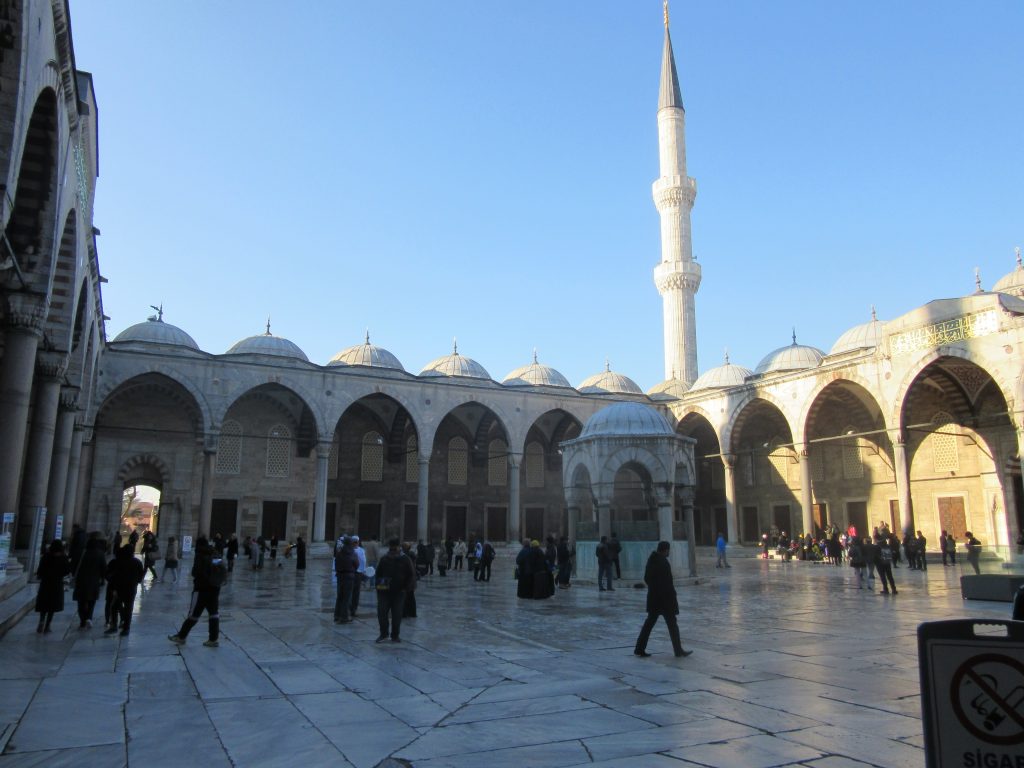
182, 535, 193, 554
0, 533, 10, 582
54, 514, 64, 542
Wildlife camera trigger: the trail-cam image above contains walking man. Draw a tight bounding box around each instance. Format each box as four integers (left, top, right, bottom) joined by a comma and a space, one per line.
334, 537, 359, 623
596, 535, 614, 591
715, 531, 730, 568
350, 535, 366, 617
634, 541, 692, 658
168, 537, 225, 647
609, 532, 623, 580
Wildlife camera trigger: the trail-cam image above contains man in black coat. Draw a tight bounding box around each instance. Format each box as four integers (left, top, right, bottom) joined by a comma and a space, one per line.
634, 541, 691, 658
375, 538, 416, 642
168, 537, 225, 647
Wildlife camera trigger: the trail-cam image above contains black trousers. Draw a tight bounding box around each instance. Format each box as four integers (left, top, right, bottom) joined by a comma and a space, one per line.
877, 562, 896, 593
77, 599, 96, 624
635, 610, 683, 654
478, 561, 491, 581
117, 587, 138, 632
335, 578, 355, 621
613, 557, 621, 579
377, 591, 406, 639
178, 589, 220, 640
351, 577, 362, 615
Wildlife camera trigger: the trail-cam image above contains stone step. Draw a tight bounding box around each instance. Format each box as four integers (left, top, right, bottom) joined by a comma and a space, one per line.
0, 581, 35, 639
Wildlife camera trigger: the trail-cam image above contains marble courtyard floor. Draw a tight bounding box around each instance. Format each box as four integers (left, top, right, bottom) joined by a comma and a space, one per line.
0, 550, 1010, 768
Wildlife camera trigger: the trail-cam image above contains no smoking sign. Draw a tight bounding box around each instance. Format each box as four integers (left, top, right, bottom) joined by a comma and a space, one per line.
920, 620, 1024, 767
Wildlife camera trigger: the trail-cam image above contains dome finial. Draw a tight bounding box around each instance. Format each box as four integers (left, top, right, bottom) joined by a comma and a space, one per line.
265, 316, 272, 336
724, 347, 730, 365
452, 337, 458, 355
605, 357, 611, 372
532, 347, 538, 364
1016, 246, 1021, 269
792, 327, 797, 345
663, 0, 670, 28
365, 328, 370, 345
148, 303, 164, 322
870, 304, 877, 322
975, 267, 983, 293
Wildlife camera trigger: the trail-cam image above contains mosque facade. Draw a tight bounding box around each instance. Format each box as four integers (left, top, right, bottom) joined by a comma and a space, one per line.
0, 1, 1021, 575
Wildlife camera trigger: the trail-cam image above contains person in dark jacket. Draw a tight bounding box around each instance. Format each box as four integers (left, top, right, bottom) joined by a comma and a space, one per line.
375, 538, 417, 642
634, 541, 690, 658
401, 542, 419, 617
105, 543, 144, 636
530, 540, 554, 599
515, 541, 532, 598
596, 536, 614, 591
334, 537, 359, 623
68, 524, 87, 581
35, 540, 71, 633
556, 536, 573, 588
295, 536, 306, 571
226, 533, 239, 572
609, 532, 623, 580
73, 536, 107, 629
168, 537, 224, 647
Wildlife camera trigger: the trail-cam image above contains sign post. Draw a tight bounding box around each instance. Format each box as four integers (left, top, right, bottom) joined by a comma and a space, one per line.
919, 619, 1024, 767
0, 511, 12, 583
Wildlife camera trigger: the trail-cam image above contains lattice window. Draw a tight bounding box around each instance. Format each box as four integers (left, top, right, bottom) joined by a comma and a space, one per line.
525, 442, 545, 488
266, 424, 291, 478
448, 437, 468, 485
361, 431, 384, 481
768, 441, 789, 486
405, 435, 418, 483
810, 449, 824, 482
931, 412, 960, 473
216, 420, 242, 474
488, 439, 507, 486
842, 427, 864, 479
328, 436, 339, 480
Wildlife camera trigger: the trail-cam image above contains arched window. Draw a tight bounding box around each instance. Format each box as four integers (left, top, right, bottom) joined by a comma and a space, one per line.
488, 439, 507, 486
266, 424, 291, 478
842, 426, 864, 479
406, 435, 418, 483
810, 449, 825, 482
361, 431, 384, 481
216, 420, 242, 474
768, 439, 790, 486
931, 412, 960, 473
448, 437, 468, 485
525, 442, 545, 488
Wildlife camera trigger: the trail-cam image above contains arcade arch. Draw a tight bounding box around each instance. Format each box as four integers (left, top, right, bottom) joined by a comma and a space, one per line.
676, 412, 725, 544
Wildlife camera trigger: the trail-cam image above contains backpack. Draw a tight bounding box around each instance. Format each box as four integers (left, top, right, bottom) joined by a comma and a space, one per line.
208, 556, 227, 588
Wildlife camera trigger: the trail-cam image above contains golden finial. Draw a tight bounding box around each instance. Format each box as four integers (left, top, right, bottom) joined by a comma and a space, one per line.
663, 0, 670, 28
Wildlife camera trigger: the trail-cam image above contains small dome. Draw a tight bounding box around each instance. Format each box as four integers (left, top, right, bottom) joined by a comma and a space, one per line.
830, 309, 887, 355
578, 362, 643, 395
992, 248, 1024, 297
226, 324, 308, 361
647, 377, 689, 401
112, 314, 199, 351
420, 341, 491, 380
329, 333, 405, 371
502, 352, 571, 388
691, 353, 753, 391
581, 402, 674, 439
755, 333, 824, 375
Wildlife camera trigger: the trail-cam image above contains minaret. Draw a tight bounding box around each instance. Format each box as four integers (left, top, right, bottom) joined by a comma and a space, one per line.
653, 1, 700, 386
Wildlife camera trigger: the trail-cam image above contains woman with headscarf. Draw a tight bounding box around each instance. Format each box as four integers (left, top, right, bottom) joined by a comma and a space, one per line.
515, 540, 533, 598
530, 540, 554, 599
35, 540, 71, 633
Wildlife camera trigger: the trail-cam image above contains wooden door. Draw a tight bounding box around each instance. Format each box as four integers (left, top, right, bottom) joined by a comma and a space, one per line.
487, 506, 507, 542
713, 507, 727, 541
403, 504, 417, 542
358, 503, 382, 541
846, 501, 868, 538
325, 502, 337, 542
261, 501, 288, 540
525, 507, 545, 542
742, 506, 759, 542
773, 505, 791, 535
210, 499, 237, 539
446, 505, 467, 542
812, 503, 827, 534
937, 497, 967, 539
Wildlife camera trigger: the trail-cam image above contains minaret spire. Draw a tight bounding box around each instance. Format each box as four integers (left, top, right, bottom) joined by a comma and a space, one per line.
653, 4, 700, 385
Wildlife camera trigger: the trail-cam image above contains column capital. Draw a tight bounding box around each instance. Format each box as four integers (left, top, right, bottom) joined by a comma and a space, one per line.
202, 433, 219, 454
3, 292, 48, 335
35, 351, 68, 380
59, 385, 80, 411
507, 451, 522, 468
721, 452, 736, 469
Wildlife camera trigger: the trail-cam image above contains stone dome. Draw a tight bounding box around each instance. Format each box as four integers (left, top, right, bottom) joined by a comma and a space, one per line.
690, 353, 753, 391
502, 352, 571, 388
419, 342, 491, 380
581, 402, 674, 439
647, 377, 690, 401
226, 326, 308, 361
112, 316, 200, 351
992, 248, 1024, 297
755, 334, 824, 375
830, 310, 887, 355
329, 334, 405, 371
578, 363, 643, 395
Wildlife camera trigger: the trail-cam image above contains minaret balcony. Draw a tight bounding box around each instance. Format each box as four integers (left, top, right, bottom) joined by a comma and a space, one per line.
654, 259, 701, 293
652, 176, 696, 209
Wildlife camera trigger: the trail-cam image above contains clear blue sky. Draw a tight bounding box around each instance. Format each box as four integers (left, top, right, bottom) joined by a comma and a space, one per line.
71, 1, 1023, 391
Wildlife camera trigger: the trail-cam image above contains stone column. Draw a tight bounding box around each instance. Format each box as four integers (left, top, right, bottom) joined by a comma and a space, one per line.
313, 441, 330, 542
63, 424, 85, 529
19, 353, 66, 548
508, 452, 522, 543
0, 295, 46, 531
417, 456, 429, 543
596, 500, 611, 540
656, 486, 674, 543
566, 504, 580, 545
680, 488, 697, 577
44, 389, 79, 539
72, 437, 94, 530
722, 453, 738, 543
799, 446, 814, 536
197, 442, 216, 537
893, 436, 914, 534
